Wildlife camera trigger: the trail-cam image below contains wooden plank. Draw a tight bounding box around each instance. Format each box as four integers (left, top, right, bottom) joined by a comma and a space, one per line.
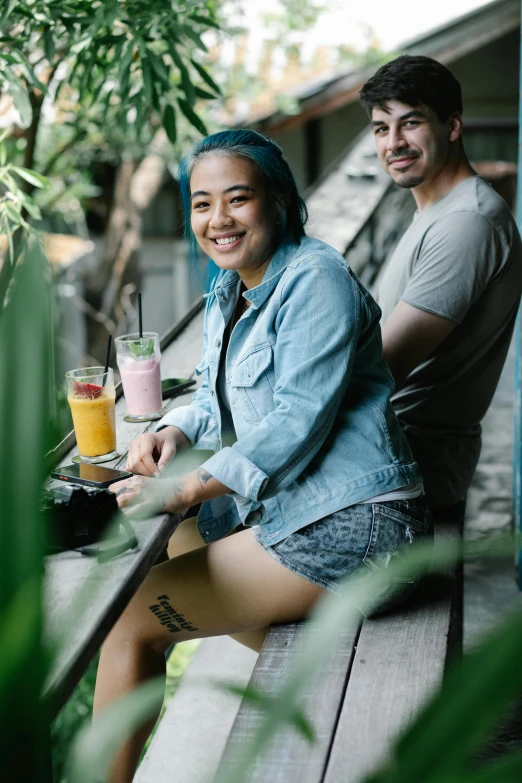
323, 520, 462, 783
218, 622, 360, 783
136, 637, 258, 783
43, 308, 205, 713
43, 509, 184, 714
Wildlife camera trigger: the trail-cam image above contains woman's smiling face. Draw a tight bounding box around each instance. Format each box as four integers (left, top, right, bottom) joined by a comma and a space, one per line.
190, 153, 279, 289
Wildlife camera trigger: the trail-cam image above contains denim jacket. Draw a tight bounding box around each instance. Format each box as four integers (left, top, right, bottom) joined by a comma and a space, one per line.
158, 237, 420, 546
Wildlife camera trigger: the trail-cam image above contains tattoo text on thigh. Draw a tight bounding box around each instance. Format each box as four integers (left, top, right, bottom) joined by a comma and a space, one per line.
148, 594, 199, 634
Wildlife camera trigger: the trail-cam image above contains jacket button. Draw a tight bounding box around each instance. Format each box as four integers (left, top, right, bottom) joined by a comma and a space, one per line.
249, 510, 262, 522
216, 338, 221, 347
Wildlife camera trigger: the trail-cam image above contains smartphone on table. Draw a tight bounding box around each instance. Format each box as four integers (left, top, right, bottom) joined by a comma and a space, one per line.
51, 463, 133, 489
161, 377, 197, 399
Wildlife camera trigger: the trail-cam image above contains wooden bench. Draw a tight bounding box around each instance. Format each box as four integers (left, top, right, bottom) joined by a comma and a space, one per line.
136, 505, 462, 782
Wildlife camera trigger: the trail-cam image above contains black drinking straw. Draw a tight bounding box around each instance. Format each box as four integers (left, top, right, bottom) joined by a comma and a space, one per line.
138, 292, 143, 340
102, 335, 112, 387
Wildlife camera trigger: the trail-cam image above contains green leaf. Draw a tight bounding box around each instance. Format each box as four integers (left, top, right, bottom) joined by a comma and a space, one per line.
468, 748, 522, 783
170, 45, 195, 107
20, 198, 42, 222
12, 167, 50, 189
0, 145, 5, 167
133, 92, 145, 139
118, 39, 135, 98
0, 0, 17, 28
194, 85, 218, 101
369, 604, 522, 783
43, 27, 56, 63
217, 682, 315, 744
5, 204, 21, 225
0, 578, 41, 703
191, 58, 222, 96
6, 51, 48, 94
177, 97, 207, 135
3, 216, 14, 263
0, 240, 52, 776
182, 24, 207, 52
141, 58, 154, 106
163, 104, 177, 145
70, 35, 92, 56
146, 48, 170, 85
189, 12, 221, 30
3, 71, 32, 128
67, 678, 164, 783
128, 338, 155, 359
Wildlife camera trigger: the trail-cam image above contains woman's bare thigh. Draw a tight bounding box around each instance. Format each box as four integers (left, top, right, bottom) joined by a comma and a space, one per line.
167, 515, 204, 559
112, 528, 326, 654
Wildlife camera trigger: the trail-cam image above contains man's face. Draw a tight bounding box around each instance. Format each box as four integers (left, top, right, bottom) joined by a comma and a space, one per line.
371, 100, 457, 189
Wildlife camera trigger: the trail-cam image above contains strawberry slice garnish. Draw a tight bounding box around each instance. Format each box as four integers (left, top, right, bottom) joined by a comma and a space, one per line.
73, 381, 104, 399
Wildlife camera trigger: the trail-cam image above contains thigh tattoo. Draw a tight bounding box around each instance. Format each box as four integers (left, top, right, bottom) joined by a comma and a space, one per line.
148, 594, 199, 634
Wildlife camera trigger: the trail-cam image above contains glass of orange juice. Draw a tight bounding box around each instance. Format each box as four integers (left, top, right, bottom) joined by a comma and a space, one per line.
66, 367, 118, 463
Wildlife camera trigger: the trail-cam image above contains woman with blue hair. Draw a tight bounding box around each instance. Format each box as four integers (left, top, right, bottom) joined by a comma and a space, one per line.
95, 129, 430, 781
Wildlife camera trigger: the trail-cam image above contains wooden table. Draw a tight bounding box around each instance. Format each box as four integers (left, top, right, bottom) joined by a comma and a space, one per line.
43, 305, 204, 714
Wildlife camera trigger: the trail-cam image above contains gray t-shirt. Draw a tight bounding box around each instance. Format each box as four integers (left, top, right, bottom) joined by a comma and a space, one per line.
376, 176, 522, 509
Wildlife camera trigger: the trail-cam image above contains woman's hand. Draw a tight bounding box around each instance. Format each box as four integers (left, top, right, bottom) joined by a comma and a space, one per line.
126, 426, 188, 477
109, 475, 189, 519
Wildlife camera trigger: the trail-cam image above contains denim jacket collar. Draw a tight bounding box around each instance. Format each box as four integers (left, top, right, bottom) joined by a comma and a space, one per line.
206, 237, 300, 310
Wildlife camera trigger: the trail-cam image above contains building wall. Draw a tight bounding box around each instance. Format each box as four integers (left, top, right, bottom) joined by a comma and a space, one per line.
449, 28, 519, 162
269, 126, 308, 192
451, 29, 519, 119
316, 102, 369, 174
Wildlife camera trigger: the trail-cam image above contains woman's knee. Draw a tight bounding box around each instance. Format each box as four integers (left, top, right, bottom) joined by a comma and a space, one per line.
167, 515, 204, 559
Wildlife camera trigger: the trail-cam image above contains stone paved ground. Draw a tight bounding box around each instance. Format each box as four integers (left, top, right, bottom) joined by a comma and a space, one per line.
464, 336, 522, 649
463, 335, 522, 759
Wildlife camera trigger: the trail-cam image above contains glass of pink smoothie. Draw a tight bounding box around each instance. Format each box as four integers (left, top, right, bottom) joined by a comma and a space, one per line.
115, 332, 163, 422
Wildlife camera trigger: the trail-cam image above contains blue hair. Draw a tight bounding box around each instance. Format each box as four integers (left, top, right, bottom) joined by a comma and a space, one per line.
178, 129, 308, 290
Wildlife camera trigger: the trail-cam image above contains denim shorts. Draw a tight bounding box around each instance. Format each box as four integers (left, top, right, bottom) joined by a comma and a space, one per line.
253, 496, 433, 603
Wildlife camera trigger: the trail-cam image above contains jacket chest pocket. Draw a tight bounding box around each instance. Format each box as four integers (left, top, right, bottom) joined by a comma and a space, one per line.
229, 345, 274, 424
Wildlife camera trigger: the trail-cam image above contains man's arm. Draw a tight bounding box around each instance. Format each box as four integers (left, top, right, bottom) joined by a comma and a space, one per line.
381, 300, 456, 390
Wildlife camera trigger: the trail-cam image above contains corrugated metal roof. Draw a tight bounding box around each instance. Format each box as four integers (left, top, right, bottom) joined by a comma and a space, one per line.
250, 0, 520, 133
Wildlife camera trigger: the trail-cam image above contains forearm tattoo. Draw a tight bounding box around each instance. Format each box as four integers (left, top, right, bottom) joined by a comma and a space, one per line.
196, 468, 213, 492
162, 479, 185, 512
148, 594, 199, 634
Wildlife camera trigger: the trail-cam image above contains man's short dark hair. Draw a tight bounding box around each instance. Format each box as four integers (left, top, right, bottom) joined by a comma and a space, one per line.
359, 55, 463, 122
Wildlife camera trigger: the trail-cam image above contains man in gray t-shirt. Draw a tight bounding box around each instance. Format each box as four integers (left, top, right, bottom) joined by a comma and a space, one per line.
359, 56, 522, 510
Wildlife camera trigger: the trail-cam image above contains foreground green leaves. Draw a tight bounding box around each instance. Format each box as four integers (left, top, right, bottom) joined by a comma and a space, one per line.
0, 241, 53, 779
367, 603, 522, 783
67, 678, 164, 783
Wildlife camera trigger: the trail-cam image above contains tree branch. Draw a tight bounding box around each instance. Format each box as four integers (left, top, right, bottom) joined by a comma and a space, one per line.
41, 127, 87, 178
